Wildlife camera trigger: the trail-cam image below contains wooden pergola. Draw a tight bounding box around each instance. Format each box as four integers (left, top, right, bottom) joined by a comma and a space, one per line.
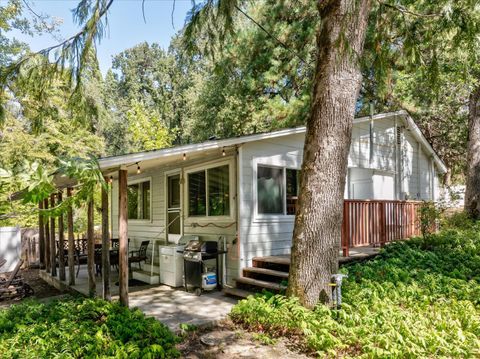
37, 169, 129, 305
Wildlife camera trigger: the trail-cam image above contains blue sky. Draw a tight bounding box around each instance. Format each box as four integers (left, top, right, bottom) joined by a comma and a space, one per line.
12, 0, 192, 74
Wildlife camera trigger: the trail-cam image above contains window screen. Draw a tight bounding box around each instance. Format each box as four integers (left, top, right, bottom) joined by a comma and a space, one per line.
257, 166, 284, 214
127, 181, 150, 220
188, 171, 206, 216
286, 169, 300, 215
208, 165, 230, 216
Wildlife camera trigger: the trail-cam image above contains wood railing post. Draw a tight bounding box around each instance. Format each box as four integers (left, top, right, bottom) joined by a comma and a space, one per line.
342, 201, 350, 257
380, 201, 386, 247
44, 198, 50, 272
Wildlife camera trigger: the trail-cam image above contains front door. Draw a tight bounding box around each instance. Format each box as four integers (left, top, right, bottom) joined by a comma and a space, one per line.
166, 174, 182, 243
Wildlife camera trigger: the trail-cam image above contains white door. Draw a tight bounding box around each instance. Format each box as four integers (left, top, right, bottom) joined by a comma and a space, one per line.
166, 174, 182, 243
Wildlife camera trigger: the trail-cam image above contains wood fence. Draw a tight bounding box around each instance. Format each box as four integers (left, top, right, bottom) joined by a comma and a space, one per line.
342, 200, 422, 257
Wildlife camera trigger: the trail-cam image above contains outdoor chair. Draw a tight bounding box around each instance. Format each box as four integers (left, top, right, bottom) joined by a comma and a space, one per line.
0, 259, 34, 301
129, 240, 150, 270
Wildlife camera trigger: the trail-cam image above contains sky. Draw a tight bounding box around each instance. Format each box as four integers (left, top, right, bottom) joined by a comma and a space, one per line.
12, 0, 193, 74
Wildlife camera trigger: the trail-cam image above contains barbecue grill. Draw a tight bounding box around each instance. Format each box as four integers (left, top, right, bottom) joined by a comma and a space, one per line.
181, 240, 227, 296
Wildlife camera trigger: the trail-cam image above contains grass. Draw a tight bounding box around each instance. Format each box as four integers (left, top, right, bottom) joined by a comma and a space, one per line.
0, 296, 180, 358
231, 216, 480, 358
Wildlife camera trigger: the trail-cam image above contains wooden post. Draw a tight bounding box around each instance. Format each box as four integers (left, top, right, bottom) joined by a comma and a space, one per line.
38, 201, 45, 269
101, 179, 111, 300
380, 201, 386, 247
342, 201, 349, 257
58, 191, 66, 281
50, 194, 57, 277
87, 199, 96, 297
44, 198, 50, 272
67, 188, 75, 286
118, 169, 129, 306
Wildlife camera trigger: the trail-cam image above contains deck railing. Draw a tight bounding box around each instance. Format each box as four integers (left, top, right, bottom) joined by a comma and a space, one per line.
341, 200, 422, 257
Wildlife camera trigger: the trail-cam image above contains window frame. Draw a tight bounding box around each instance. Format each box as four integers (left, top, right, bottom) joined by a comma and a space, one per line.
184, 159, 235, 221
253, 160, 301, 221
127, 177, 153, 223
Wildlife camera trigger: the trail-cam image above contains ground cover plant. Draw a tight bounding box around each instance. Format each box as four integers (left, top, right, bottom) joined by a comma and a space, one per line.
0, 296, 180, 358
231, 216, 480, 358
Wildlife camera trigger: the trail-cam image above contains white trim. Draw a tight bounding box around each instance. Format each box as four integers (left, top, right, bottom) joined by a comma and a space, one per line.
252, 158, 301, 222
184, 158, 235, 222
127, 176, 153, 223
164, 169, 183, 242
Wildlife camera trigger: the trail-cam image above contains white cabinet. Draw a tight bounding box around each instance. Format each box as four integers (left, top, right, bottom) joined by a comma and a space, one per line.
158, 244, 184, 287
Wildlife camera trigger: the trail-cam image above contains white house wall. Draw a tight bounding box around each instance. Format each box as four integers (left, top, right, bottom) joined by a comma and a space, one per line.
239, 134, 304, 267
110, 153, 239, 285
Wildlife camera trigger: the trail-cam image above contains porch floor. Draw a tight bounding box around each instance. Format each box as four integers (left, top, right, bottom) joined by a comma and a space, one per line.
40, 267, 236, 332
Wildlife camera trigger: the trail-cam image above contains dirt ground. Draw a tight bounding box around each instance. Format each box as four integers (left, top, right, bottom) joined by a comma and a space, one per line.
0, 268, 65, 306
178, 321, 310, 359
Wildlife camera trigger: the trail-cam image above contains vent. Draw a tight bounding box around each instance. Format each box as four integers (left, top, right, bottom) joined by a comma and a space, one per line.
396, 126, 402, 145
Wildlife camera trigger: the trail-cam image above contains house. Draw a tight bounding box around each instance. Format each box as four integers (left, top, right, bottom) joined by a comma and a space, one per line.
97, 110, 447, 287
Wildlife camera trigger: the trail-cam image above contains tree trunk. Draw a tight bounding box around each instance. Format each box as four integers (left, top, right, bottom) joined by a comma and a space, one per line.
118, 169, 129, 306
38, 201, 45, 269
101, 179, 111, 301
287, 0, 372, 308
44, 198, 50, 272
50, 194, 57, 277
87, 199, 96, 297
67, 188, 75, 286
464, 85, 480, 219
58, 191, 66, 281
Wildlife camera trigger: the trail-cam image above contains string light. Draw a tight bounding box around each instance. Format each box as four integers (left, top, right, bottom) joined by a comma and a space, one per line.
183, 153, 186, 161
222, 148, 226, 156
109, 176, 113, 183
136, 162, 141, 174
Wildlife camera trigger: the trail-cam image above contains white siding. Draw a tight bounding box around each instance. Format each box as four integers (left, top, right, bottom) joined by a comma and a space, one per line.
110, 153, 239, 285
239, 134, 304, 267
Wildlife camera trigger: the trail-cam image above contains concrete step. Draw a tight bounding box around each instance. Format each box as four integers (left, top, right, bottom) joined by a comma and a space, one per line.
223, 287, 254, 299
235, 276, 287, 292
143, 263, 160, 273
132, 269, 160, 285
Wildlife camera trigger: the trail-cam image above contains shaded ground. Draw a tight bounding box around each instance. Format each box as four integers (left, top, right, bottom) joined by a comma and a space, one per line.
0, 268, 65, 306
179, 321, 310, 359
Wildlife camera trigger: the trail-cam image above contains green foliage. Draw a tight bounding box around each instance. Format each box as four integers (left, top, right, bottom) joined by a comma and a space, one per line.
231, 224, 480, 357
126, 100, 174, 151
0, 296, 180, 358
417, 201, 441, 239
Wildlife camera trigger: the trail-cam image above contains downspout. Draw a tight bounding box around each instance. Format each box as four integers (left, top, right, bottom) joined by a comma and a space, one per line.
236, 145, 243, 279
394, 115, 402, 200
417, 141, 422, 199
369, 102, 375, 167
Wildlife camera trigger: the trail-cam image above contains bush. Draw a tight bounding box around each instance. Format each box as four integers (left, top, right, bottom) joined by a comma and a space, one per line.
0, 297, 180, 358
231, 223, 480, 358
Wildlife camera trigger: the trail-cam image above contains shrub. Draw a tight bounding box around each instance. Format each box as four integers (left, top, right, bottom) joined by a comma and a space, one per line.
231, 223, 480, 358
0, 297, 180, 358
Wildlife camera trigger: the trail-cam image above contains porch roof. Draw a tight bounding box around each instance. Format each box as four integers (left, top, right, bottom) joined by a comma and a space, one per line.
98, 110, 447, 177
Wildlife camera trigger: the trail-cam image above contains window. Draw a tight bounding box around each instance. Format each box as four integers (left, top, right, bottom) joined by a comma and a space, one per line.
127, 180, 151, 220
257, 166, 284, 214
257, 165, 300, 215
188, 164, 230, 217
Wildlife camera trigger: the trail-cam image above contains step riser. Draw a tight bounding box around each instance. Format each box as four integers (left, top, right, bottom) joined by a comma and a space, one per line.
252, 260, 290, 273
243, 271, 287, 284
235, 281, 285, 294
132, 271, 160, 285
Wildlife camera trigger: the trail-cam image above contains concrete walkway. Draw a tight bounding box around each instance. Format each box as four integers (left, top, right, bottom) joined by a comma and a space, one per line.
40, 267, 237, 331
